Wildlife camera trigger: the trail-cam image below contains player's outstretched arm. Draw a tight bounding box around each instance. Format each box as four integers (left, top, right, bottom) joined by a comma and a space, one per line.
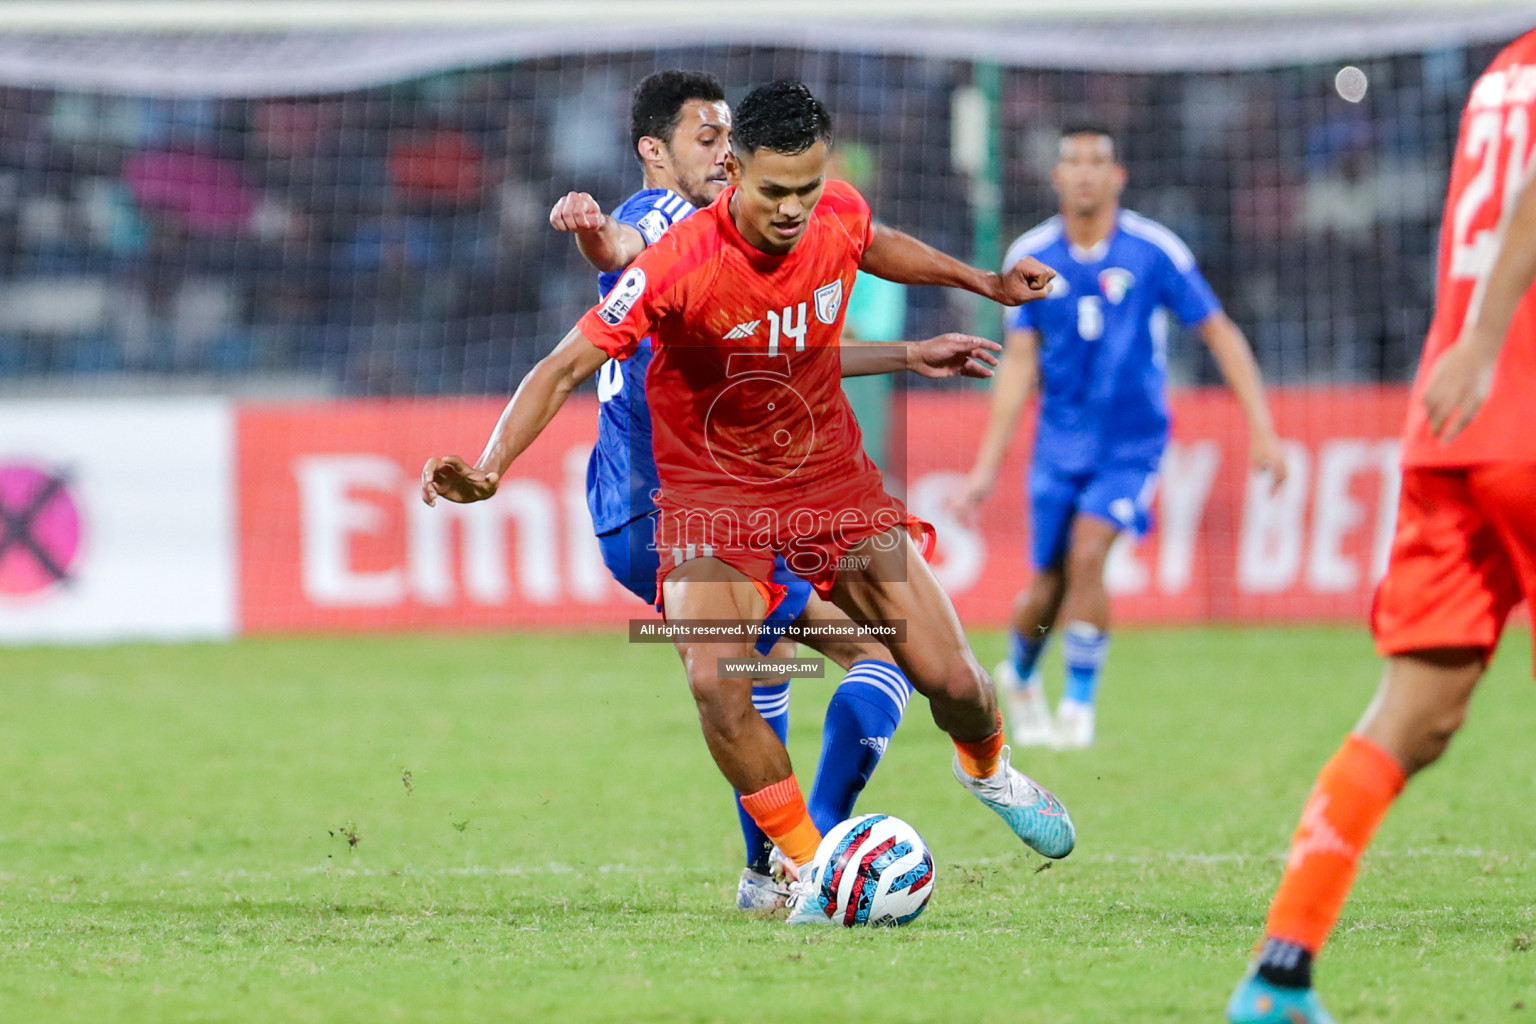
1196, 312, 1287, 488
549, 191, 647, 274
859, 222, 1055, 305
421, 326, 610, 506
839, 334, 1001, 379
947, 327, 1039, 518
1424, 165, 1536, 441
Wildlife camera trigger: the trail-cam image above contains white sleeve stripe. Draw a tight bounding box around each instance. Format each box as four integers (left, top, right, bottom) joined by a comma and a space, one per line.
1119, 211, 1198, 273
664, 194, 691, 219
1002, 217, 1062, 270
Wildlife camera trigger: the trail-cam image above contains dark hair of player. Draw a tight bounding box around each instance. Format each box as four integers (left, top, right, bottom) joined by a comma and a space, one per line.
629, 70, 727, 160
1060, 122, 1117, 157
732, 80, 834, 157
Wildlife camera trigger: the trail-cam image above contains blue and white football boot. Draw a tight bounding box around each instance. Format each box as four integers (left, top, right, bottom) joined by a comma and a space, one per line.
952, 746, 1076, 859
734, 866, 788, 912
783, 858, 837, 927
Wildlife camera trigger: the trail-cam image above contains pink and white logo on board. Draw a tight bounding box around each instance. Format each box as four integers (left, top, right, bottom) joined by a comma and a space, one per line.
0, 462, 84, 599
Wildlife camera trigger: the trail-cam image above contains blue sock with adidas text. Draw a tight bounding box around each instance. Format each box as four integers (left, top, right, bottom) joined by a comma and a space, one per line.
807, 660, 912, 833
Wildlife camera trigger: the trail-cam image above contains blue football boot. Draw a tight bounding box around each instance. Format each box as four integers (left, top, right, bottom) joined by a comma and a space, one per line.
952, 746, 1075, 859
1227, 972, 1337, 1024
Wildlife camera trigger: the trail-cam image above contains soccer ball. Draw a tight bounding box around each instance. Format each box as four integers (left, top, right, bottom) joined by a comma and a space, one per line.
799, 813, 935, 927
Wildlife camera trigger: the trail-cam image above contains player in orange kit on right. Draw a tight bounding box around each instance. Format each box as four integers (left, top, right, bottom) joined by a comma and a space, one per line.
1228, 30, 1536, 1024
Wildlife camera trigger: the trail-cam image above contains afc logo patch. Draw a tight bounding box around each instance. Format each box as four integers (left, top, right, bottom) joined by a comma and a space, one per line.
813, 279, 844, 325
599, 267, 646, 325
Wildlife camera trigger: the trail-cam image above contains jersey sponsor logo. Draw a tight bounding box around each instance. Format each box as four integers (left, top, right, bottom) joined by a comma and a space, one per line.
598, 267, 645, 325
1099, 267, 1135, 305
813, 278, 844, 325
636, 210, 669, 245
724, 319, 761, 340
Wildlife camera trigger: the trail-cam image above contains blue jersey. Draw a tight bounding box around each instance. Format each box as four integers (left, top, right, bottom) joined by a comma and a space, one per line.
585, 188, 696, 534
1003, 209, 1220, 474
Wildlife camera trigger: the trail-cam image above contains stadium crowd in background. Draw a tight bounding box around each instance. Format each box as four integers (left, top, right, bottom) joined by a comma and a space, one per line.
0, 41, 1502, 394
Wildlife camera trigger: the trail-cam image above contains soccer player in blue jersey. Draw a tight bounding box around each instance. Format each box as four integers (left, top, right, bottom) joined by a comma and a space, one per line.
951, 124, 1286, 749
548, 70, 919, 909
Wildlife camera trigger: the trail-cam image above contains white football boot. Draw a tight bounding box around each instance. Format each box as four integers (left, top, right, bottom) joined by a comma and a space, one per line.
1053, 697, 1096, 750
735, 866, 789, 912
995, 660, 1055, 747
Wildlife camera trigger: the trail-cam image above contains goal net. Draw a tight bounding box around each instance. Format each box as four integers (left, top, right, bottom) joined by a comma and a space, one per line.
0, 4, 1531, 640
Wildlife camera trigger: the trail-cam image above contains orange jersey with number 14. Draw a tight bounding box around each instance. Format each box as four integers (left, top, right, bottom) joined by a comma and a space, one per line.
1403, 29, 1536, 466
574, 180, 913, 593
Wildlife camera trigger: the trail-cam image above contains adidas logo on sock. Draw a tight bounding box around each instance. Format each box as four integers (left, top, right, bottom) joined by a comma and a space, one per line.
859, 736, 889, 756
724, 320, 761, 340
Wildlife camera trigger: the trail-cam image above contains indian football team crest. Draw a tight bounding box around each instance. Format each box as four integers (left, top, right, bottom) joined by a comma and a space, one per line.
813, 279, 844, 325
1098, 267, 1135, 305
599, 267, 646, 325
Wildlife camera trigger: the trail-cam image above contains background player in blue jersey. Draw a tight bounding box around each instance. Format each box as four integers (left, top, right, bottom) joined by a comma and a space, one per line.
951, 124, 1286, 750
548, 71, 920, 910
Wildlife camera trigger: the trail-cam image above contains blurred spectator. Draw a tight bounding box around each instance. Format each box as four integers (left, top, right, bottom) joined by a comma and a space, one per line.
0, 41, 1506, 392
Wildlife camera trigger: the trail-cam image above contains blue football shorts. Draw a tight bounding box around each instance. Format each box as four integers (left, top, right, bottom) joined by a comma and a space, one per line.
1028, 460, 1159, 570
596, 512, 815, 656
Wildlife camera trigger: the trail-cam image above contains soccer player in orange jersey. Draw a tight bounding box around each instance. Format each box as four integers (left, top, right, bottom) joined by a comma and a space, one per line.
423, 82, 1077, 921
1228, 30, 1536, 1023
548, 70, 931, 914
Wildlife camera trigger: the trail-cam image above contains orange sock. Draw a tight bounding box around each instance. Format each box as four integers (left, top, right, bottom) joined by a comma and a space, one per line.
739, 776, 822, 867
1262, 732, 1406, 952
953, 711, 1006, 779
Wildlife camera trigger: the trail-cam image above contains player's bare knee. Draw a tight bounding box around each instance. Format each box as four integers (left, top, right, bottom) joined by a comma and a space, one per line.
681, 648, 746, 707
1018, 571, 1061, 610
1413, 706, 1469, 772
1064, 543, 1109, 585
912, 656, 985, 707
686, 674, 758, 744
683, 664, 723, 707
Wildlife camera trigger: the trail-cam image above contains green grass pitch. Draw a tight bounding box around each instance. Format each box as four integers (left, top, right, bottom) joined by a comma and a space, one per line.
1, 627, 1534, 1023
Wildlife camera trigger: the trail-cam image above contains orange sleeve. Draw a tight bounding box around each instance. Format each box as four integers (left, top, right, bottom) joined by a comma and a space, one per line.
576, 226, 699, 359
